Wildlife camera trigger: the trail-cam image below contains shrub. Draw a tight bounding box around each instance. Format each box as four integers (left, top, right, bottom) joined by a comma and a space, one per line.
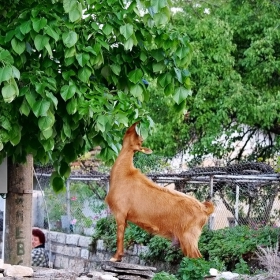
141, 235, 183, 264
92, 216, 117, 251
92, 216, 280, 274
152, 271, 178, 280
177, 257, 211, 280
199, 225, 280, 271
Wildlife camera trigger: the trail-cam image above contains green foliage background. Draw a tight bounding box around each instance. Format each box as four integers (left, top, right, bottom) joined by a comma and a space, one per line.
147, 0, 280, 163
0, 0, 192, 190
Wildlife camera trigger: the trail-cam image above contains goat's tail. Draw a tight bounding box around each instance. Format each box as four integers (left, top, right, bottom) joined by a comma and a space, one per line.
203, 201, 215, 216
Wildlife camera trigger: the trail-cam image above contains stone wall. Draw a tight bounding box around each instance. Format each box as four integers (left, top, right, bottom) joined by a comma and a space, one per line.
42, 229, 151, 273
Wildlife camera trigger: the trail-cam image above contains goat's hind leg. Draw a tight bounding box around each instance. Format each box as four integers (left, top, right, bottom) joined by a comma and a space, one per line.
179, 229, 202, 258
110, 216, 127, 262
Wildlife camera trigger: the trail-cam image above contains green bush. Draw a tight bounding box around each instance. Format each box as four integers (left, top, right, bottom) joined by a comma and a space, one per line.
177, 257, 211, 280
152, 271, 178, 280
92, 216, 280, 274
199, 225, 280, 271
92, 216, 117, 251
141, 235, 183, 263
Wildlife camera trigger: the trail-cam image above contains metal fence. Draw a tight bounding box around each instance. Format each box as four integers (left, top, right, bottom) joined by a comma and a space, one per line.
32, 161, 280, 236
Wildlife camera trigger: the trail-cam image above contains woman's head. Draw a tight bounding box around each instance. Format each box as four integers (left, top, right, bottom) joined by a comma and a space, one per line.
32, 228, 46, 248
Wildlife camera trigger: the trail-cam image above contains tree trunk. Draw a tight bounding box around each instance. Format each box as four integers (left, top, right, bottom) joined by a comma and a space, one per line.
4, 155, 33, 266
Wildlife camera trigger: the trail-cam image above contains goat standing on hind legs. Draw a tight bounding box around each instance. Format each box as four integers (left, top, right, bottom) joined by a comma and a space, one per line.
105, 122, 214, 262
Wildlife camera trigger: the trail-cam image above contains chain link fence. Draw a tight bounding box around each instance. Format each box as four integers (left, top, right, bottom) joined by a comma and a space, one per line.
33, 157, 280, 235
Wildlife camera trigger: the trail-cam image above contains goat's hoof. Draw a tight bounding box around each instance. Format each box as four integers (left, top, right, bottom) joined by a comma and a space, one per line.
109, 257, 121, 262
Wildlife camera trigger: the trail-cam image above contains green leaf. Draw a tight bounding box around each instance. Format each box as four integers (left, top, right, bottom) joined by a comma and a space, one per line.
175, 46, 191, 60
124, 37, 134, 51
10, 124, 21, 146
41, 138, 54, 152
128, 69, 143, 84
0, 49, 14, 64
63, 122, 71, 138
11, 66, 20, 80
61, 84, 76, 101
65, 47, 76, 58
164, 80, 174, 95
46, 91, 58, 109
152, 62, 165, 72
131, 84, 143, 101
34, 35, 50, 51
63, 0, 77, 13
66, 98, 77, 114
151, 49, 165, 62
52, 176, 65, 192
110, 64, 121, 76
20, 21, 32, 35
0, 66, 13, 83
45, 43, 53, 57
103, 24, 113, 36
158, 72, 172, 88
41, 128, 53, 139
33, 99, 51, 117
1, 79, 19, 103
154, 12, 169, 26
32, 17, 48, 33
78, 67, 92, 83
58, 161, 71, 178
11, 38, 25, 55
120, 23, 134, 40
1, 118, 12, 131
69, 3, 82, 22
25, 91, 37, 108
173, 87, 192, 105
45, 26, 60, 41
38, 114, 55, 131
96, 115, 108, 132
62, 31, 78, 48
76, 53, 90, 67
19, 99, 30, 116
62, 143, 77, 163
151, 0, 168, 12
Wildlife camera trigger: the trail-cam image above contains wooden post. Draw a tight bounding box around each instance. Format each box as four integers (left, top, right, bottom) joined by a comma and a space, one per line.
4, 155, 33, 266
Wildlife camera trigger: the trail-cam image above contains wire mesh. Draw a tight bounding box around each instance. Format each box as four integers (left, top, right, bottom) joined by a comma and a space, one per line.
33, 159, 280, 235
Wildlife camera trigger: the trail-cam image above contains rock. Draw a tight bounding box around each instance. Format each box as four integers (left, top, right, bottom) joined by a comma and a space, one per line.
99, 275, 118, 280
209, 268, 218, 276
4, 265, 33, 277
102, 261, 157, 271
102, 265, 154, 278
216, 271, 239, 279
118, 276, 148, 279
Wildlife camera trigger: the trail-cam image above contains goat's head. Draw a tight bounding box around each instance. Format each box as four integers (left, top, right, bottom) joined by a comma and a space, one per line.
122, 122, 153, 154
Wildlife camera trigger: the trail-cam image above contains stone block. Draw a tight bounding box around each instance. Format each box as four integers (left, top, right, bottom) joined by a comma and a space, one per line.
81, 248, 90, 259
66, 234, 79, 245
78, 236, 92, 247
96, 239, 104, 251
53, 254, 69, 269
68, 245, 81, 257
56, 232, 66, 243
49, 231, 58, 242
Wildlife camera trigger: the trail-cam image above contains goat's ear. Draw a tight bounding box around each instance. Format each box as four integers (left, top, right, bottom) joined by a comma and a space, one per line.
139, 147, 153, 154
126, 122, 139, 134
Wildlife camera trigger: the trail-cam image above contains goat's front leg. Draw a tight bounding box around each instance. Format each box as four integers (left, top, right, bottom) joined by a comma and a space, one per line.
110, 220, 126, 262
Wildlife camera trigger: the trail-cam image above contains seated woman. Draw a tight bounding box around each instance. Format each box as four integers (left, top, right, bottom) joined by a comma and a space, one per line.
31, 228, 49, 267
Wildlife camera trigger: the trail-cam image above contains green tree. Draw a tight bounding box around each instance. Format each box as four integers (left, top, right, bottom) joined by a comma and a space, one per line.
0, 0, 192, 190
147, 0, 280, 163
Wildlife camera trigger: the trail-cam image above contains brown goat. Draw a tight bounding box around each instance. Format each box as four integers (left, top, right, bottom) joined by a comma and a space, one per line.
105, 122, 214, 262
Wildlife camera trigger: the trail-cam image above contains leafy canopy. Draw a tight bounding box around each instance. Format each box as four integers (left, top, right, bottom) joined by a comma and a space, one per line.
0, 0, 192, 190
147, 0, 280, 163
